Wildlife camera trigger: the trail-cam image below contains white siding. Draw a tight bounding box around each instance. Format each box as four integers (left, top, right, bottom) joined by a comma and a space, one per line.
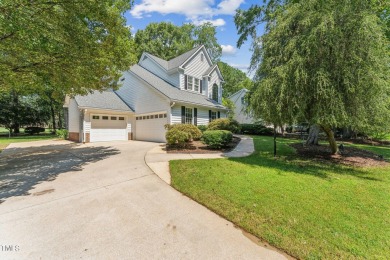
139, 56, 180, 88
229, 90, 254, 124
68, 99, 80, 133
170, 105, 226, 126
182, 49, 211, 94
207, 70, 223, 103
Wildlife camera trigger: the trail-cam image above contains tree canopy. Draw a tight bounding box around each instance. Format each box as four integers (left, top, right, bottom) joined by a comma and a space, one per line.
0, 0, 137, 95
134, 22, 222, 62
235, 0, 390, 153
218, 61, 253, 98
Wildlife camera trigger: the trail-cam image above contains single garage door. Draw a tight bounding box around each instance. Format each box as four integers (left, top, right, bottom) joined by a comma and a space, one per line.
135, 113, 167, 142
90, 115, 127, 142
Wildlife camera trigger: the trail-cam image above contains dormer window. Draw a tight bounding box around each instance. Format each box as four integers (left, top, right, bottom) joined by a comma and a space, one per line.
194, 78, 200, 92
185, 75, 202, 93
187, 76, 194, 90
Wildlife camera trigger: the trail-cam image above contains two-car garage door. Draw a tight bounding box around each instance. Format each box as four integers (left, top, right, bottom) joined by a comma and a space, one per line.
90, 114, 128, 142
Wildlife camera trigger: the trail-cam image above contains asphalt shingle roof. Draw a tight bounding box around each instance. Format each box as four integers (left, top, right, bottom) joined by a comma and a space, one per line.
129, 64, 227, 110
145, 45, 202, 71
75, 91, 133, 112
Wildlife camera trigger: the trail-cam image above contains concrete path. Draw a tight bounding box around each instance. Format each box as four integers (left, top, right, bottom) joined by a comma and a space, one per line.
0, 139, 285, 260
145, 135, 255, 184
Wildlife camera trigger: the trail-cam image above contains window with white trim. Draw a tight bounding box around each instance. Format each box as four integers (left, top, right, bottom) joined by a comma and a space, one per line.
194, 78, 200, 92
187, 76, 193, 91
185, 108, 193, 124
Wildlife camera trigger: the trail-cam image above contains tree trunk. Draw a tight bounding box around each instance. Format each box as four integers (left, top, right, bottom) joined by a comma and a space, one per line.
58, 110, 62, 129
321, 125, 338, 154
50, 99, 56, 132
306, 124, 320, 145
13, 123, 20, 134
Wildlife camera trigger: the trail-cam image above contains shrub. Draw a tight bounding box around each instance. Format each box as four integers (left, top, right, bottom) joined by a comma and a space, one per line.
197, 125, 208, 133
24, 126, 45, 135
202, 130, 233, 149
208, 118, 241, 133
56, 129, 68, 139
166, 128, 191, 147
240, 124, 274, 136
165, 124, 202, 140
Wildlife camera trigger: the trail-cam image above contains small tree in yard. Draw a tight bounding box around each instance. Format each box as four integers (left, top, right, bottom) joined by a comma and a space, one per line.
235, 0, 390, 154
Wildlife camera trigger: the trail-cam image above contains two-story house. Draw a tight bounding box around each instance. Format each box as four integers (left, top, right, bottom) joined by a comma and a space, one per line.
64, 45, 227, 143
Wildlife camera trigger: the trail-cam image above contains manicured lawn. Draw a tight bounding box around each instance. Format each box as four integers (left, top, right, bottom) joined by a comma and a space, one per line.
170, 136, 390, 259
0, 134, 57, 152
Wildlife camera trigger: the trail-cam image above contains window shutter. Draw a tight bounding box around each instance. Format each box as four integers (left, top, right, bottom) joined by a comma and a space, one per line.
184, 75, 188, 90
209, 110, 212, 123
181, 106, 186, 123
194, 108, 198, 126
200, 80, 203, 94
217, 111, 221, 118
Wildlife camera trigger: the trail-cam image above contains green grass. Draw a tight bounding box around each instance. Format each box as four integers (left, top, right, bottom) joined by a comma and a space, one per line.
0, 134, 57, 152
170, 136, 390, 259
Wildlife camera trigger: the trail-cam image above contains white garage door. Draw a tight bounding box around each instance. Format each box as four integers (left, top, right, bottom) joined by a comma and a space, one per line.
90, 114, 128, 142
135, 113, 167, 142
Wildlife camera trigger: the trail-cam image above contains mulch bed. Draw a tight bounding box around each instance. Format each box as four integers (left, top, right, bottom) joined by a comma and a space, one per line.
290, 143, 389, 167
165, 137, 241, 154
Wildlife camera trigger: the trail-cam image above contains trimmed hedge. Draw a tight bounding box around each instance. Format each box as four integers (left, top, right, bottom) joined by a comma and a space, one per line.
165, 124, 202, 140
166, 128, 190, 147
197, 125, 208, 133
207, 118, 241, 134
202, 130, 233, 149
240, 124, 274, 135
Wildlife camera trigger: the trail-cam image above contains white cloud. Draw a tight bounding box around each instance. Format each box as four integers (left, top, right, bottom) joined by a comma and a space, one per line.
130, 0, 244, 26
229, 63, 249, 70
221, 44, 237, 56
193, 18, 226, 27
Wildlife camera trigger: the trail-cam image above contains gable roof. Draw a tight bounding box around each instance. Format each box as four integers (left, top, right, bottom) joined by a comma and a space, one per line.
75, 91, 134, 112
129, 64, 227, 110
143, 45, 208, 71
228, 88, 250, 103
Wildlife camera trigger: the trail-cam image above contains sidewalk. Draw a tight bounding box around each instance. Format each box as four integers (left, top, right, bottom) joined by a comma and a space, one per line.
145, 135, 254, 184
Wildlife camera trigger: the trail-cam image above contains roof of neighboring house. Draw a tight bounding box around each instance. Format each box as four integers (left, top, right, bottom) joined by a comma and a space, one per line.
228, 88, 250, 103
75, 91, 134, 112
129, 64, 227, 110
145, 45, 203, 71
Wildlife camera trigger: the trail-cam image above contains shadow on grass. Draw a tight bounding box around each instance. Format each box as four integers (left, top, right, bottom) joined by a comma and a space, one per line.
227, 150, 384, 182
0, 144, 120, 201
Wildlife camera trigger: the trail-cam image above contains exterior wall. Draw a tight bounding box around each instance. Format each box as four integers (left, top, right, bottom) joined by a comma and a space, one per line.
116, 72, 171, 140
68, 99, 80, 133
182, 49, 211, 96
208, 70, 222, 103
139, 56, 179, 87
68, 132, 80, 142
229, 90, 254, 124
170, 104, 226, 126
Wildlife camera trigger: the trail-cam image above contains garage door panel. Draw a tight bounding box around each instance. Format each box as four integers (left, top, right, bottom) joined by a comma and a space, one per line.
90, 129, 127, 142
136, 117, 167, 143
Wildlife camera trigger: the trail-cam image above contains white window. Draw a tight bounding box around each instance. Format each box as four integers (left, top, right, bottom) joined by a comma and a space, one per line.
194, 78, 200, 92
185, 108, 193, 124
187, 76, 193, 90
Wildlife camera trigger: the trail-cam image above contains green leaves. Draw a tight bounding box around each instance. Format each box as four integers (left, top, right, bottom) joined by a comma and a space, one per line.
0, 0, 137, 95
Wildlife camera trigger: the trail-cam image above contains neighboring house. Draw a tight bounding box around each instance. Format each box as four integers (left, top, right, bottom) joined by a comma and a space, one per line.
228, 88, 254, 124
63, 45, 227, 143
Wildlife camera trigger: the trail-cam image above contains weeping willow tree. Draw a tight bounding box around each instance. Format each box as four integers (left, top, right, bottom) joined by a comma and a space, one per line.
236, 0, 390, 154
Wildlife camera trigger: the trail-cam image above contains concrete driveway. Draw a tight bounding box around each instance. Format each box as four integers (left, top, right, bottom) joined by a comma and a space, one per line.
0, 140, 286, 259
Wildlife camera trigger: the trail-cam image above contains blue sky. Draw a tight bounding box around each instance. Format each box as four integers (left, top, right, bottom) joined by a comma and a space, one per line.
124, 0, 260, 74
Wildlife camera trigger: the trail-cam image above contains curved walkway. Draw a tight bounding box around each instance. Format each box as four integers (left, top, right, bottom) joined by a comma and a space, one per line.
145, 135, 255, 184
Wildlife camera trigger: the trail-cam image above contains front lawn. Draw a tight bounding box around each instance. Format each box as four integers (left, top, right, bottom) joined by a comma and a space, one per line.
0, 134, 57, 152
170, 136, 390, 259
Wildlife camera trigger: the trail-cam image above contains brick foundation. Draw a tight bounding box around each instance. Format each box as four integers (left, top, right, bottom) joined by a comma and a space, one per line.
128, 132, 133, 140
68, 132, 80, 142
85, 133, 90, 143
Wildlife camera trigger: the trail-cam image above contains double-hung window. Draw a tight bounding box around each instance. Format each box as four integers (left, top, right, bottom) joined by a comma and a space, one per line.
194, 78, 200, 92
211, 111, 217, 121
187, 76, 193, 91
185, 108, 193, 124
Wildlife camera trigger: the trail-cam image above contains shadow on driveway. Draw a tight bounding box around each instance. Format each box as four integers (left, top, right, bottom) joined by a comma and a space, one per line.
0, 144, 120, 201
